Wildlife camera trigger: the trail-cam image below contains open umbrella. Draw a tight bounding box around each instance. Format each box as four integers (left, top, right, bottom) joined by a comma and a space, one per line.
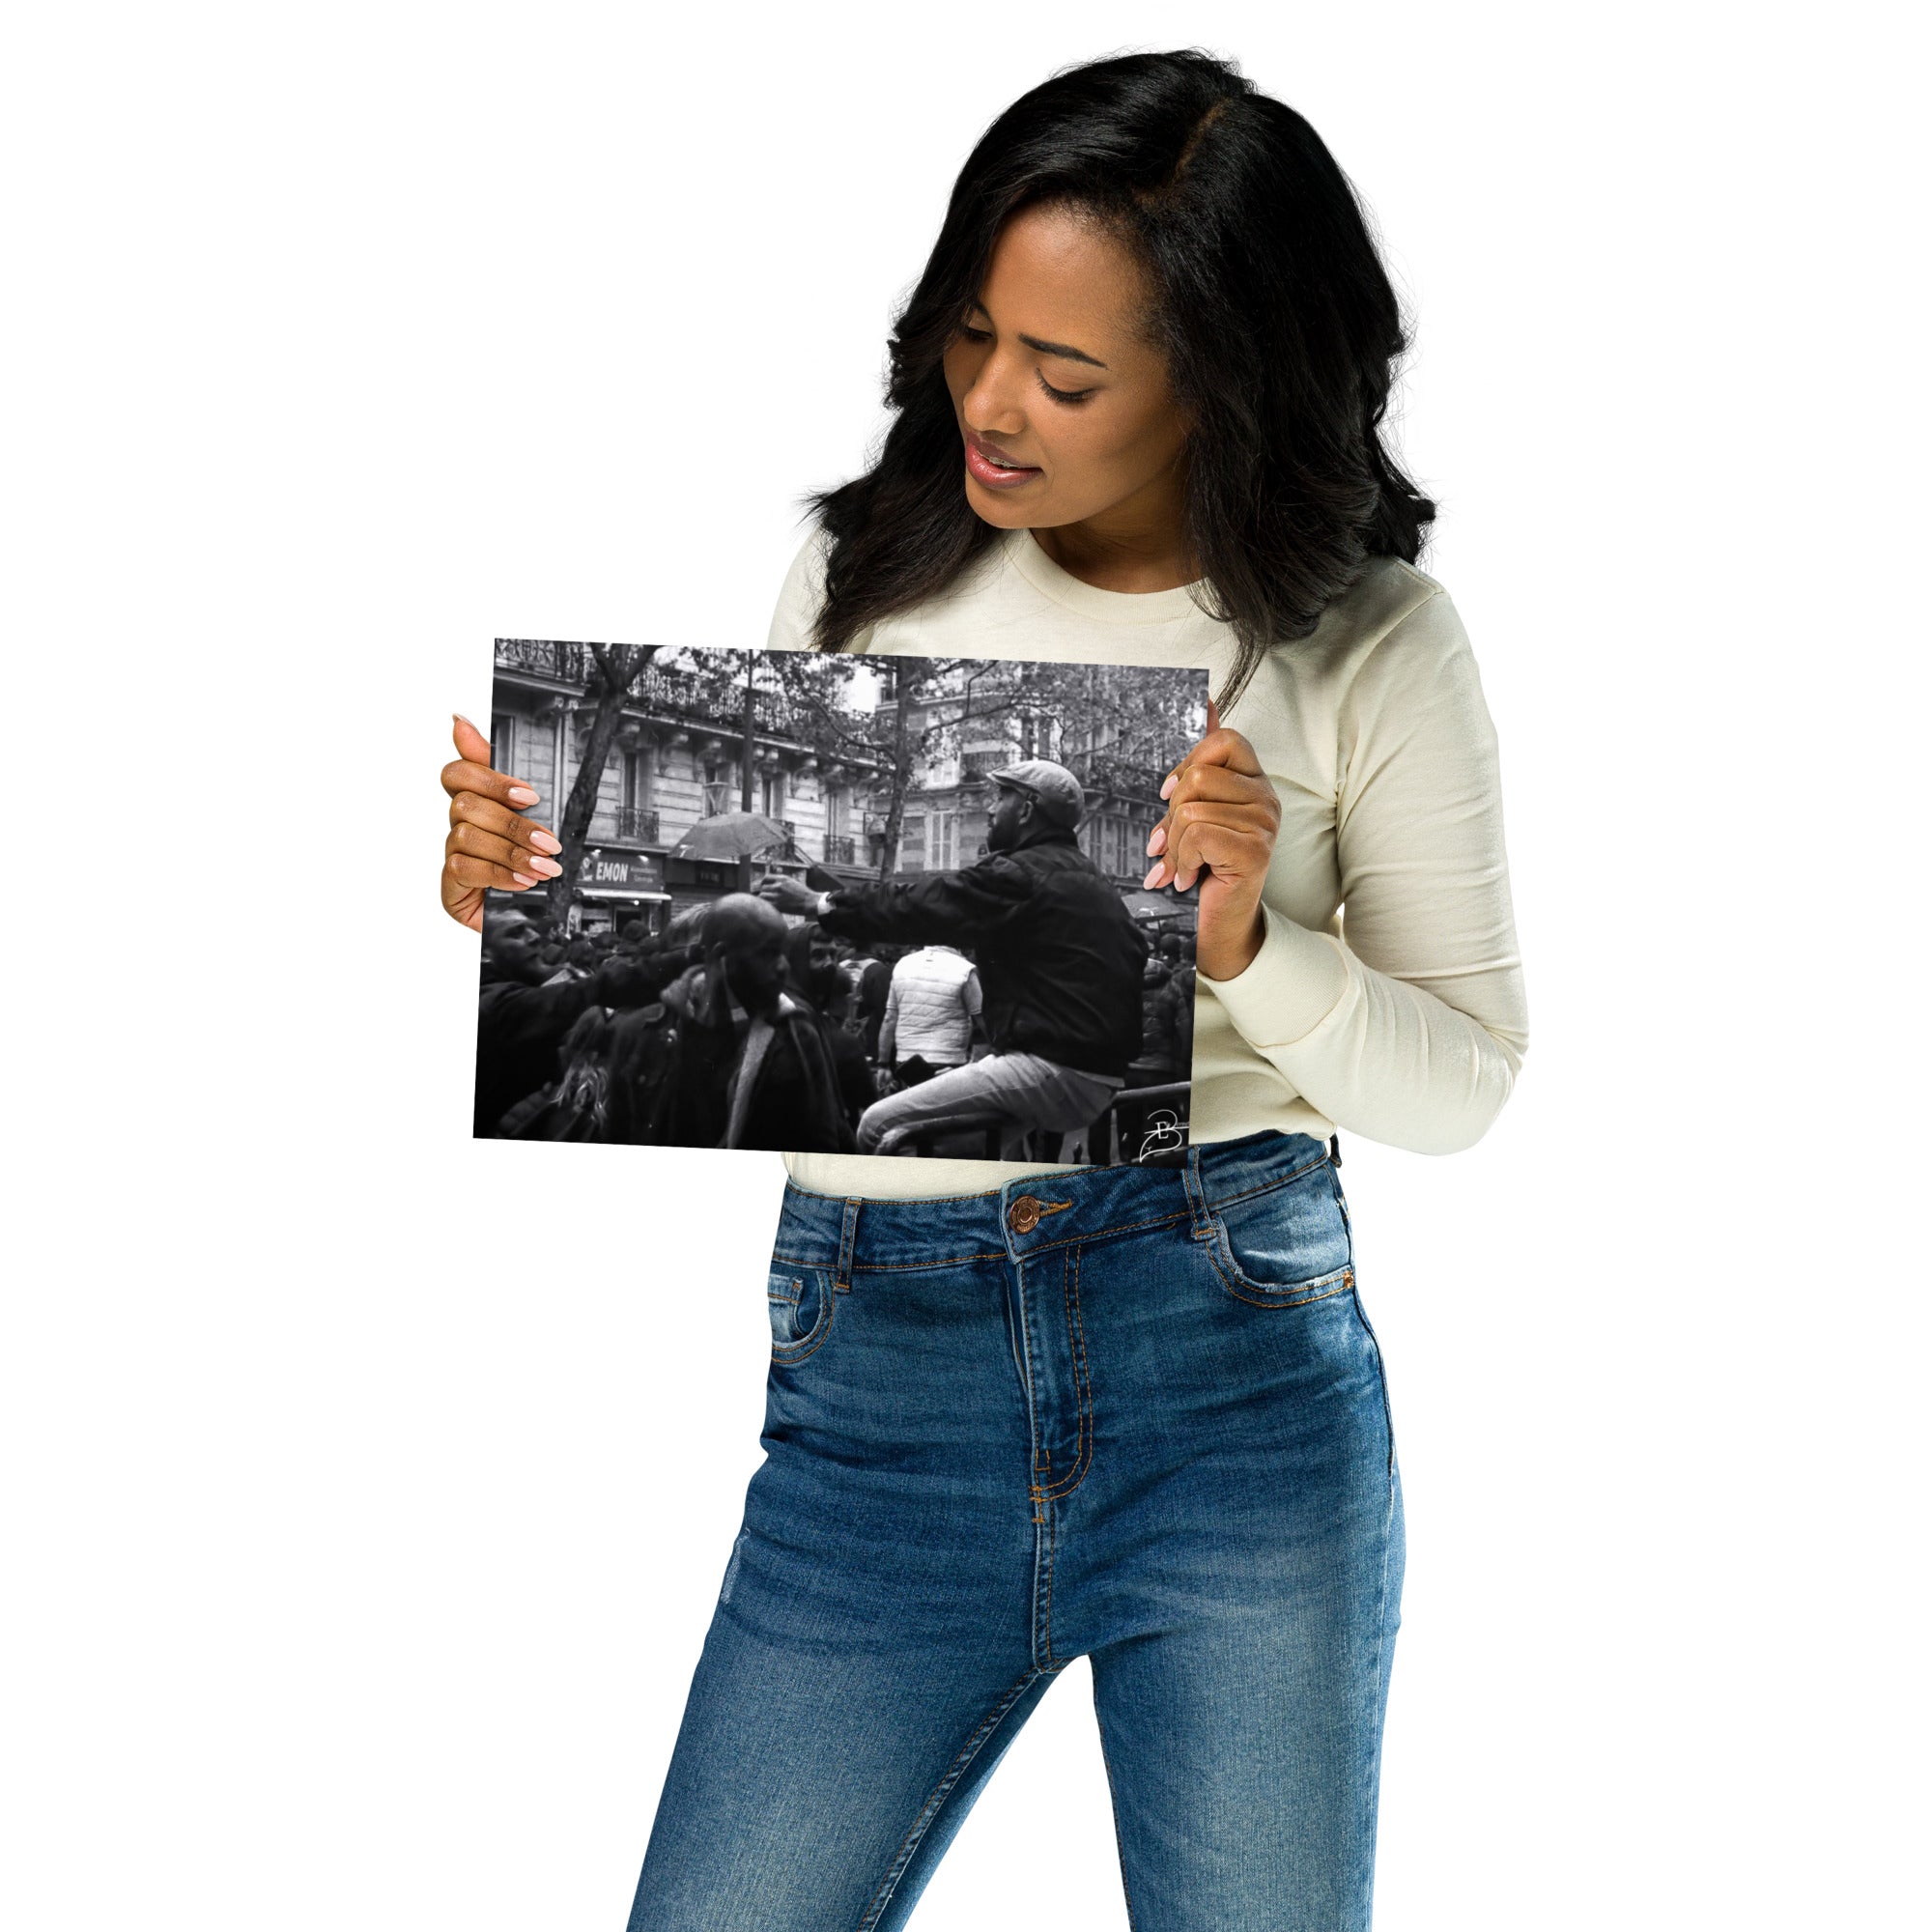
1119, 886, 1199, 931
666, 812, 795, 864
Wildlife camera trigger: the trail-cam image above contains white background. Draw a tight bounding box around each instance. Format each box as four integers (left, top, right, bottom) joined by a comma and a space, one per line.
5, 4, 1924, 1926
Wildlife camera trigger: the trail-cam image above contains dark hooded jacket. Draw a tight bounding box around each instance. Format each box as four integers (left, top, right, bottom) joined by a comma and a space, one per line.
815, 830, 1149, 1079
646, 959, 858, 1154
474, 960, 594, 1136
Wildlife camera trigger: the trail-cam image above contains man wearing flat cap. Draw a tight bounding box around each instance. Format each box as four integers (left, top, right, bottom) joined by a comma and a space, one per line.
757, 758, 1149, 1156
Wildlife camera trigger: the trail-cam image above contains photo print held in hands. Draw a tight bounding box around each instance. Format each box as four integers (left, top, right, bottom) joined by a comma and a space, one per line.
472, 640, 1208, 1165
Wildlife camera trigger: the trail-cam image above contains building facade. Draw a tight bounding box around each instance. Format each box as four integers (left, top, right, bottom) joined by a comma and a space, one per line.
875, 663, 1186, 893
490, 642, 1195, 933
491, 640, 892, 930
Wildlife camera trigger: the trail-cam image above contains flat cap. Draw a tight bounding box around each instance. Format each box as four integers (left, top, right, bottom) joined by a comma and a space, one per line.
986, 758, 1086, 829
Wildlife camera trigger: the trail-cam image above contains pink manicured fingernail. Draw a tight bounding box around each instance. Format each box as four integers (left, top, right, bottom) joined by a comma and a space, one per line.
454, 711, 475, 725
507, 786, 539, 806
527, 856, 562, 878
1146, 825, 1166, 857
511, 871, 538, 887
1143, 863, 1166, 890
528, 829, 562, 855
1159, 774, 1179, 800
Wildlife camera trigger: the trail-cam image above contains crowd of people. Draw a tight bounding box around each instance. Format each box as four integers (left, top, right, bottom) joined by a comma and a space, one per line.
473, 759, 1197, 1160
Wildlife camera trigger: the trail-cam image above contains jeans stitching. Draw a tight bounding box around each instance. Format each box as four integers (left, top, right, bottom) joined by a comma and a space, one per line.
855, 1665, 1046, 1931
1029, 1254, 1061, 1482
1037, 1244, 1094, 1501
1198, 1186, 1354, 1302
849, 1254, 1010, 1271
836, 1197, 864, 1294
770, 1266, 837, 1364
772, 1251, 1007, 1270
1020, 1205, 1191, 1255
1350, 1291, 1397, 1490
776, 1209, 1201, 1273
1037, 1491, 1060, 1667
1198, 1232, 1356, 1310
1015, 1257, 1044, 1529
1356, 1296, 1399, 1930
1199, 1150, 1334, 1211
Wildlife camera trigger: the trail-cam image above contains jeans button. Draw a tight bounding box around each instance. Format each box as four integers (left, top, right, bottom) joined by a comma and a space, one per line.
1008, 1195, 1042, 1235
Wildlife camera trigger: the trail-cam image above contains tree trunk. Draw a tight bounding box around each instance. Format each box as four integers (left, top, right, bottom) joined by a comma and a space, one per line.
739, 653, 757, 812
738, 651, 757, 892
546, 643, 659, 930
875, 672, 912, 880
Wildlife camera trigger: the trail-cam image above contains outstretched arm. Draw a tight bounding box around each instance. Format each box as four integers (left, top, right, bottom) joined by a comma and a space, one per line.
758, 859, 1032, 949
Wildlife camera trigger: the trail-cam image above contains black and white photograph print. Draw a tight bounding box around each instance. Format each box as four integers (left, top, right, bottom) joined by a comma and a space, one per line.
473, 640, 1208, 1163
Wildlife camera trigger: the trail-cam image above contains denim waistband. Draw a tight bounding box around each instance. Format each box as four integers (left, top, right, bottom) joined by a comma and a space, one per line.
773, 1130, 1334, 1277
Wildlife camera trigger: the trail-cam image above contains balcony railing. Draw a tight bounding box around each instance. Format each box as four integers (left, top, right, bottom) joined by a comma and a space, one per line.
493, 642, 887, 762
823, 834, 857, 865
586, 805, 661, 845
496, 639, 590, 681
627, 664, 802, 736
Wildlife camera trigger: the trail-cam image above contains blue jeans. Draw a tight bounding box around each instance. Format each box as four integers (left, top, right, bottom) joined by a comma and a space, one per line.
626, 1131, 1405, 1930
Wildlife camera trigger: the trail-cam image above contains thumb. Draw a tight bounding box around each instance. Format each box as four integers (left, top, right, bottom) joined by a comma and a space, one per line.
1206, 697, 1221, 735
452, 711, 494, 765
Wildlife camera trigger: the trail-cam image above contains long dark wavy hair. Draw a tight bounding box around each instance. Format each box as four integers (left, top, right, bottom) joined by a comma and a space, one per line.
802, 48, 1435, 710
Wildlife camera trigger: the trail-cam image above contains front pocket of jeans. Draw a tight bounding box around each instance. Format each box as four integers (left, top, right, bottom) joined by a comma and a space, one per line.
767, 1264, 835, 1361
1206, 1163, 1354, 1305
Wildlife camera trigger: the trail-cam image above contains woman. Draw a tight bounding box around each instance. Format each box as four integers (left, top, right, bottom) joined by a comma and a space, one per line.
441, 49, 1526, 1930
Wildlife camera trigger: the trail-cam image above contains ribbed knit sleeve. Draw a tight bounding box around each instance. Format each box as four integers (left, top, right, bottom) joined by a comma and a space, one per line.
1199, 587, 1530, 1154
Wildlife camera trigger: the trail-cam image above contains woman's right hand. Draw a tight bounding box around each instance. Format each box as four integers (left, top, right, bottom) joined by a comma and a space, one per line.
440, 714, 566, 932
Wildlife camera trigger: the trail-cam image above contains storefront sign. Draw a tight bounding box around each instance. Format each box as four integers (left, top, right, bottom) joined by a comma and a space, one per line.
576, 849, 666, 895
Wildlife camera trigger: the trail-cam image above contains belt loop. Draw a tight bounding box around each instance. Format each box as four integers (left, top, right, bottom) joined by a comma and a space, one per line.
1181, 1144, 1211, 1239
837, 1197, 863, 1291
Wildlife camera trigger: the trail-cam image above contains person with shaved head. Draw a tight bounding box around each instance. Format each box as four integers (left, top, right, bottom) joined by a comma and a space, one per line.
644, 895, 857, 1152
475, 898, 677, 1138
473, 898, 597, 1136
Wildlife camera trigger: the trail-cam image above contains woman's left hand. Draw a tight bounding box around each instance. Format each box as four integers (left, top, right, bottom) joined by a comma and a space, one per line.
1143, 699, 1281, 981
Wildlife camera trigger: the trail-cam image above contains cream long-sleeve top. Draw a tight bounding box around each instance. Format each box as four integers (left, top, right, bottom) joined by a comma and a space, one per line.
765, 521, 1529, 1201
